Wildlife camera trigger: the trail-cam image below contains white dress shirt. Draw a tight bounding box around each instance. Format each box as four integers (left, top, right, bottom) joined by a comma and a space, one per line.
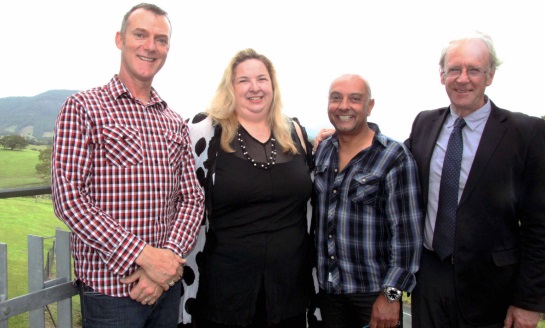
424, 99, 492, 250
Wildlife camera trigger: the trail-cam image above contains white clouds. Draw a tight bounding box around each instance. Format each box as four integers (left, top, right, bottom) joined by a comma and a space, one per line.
2, 0, 544, 140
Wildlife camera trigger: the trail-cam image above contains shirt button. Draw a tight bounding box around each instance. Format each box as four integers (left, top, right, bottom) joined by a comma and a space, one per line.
332, 189, 337, 194
330, 256, 335, 260
328, 234, 332, 239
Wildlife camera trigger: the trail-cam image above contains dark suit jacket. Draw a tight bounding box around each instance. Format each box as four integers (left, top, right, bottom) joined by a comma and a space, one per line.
405, 102, 545, 325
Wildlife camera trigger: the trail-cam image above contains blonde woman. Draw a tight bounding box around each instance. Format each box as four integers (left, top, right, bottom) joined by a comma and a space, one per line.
185, 49, 315, 327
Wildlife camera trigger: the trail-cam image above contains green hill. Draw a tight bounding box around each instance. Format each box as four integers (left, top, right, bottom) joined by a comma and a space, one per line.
0, 90, 78, 143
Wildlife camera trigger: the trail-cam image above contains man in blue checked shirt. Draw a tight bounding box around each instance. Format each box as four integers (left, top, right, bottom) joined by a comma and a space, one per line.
313, 74, 423, 328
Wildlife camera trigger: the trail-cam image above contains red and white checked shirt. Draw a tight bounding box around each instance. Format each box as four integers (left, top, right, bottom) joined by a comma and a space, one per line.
51, 75, 205, 297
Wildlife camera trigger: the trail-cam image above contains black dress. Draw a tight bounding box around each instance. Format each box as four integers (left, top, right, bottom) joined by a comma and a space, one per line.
195, 125, 313, 326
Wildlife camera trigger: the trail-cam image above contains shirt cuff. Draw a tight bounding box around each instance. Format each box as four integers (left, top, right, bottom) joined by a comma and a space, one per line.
105, 234, 146, 275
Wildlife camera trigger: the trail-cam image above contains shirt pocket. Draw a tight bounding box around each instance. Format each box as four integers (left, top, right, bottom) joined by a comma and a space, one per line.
102, 125, 143, 167
349, 173, 380, 205
164, 130, 185, 168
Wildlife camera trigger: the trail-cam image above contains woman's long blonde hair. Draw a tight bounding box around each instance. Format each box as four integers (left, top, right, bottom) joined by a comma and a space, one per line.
206, 48, 297, 154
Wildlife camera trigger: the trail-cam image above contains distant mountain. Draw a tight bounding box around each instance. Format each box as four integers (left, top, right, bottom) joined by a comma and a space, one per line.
0, 90, 78, 142
0, 90, 319, 144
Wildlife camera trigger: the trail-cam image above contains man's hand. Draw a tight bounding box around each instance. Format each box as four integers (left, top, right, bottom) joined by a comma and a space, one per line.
120, 268, 163, 305
369, 294, 400, 328
503, 305, 541, 328
135, 246, 184, 290
313, 128, 335, 152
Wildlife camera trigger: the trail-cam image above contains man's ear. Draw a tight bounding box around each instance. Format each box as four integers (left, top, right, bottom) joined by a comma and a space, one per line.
486, 69, 495, 87
115, 31, 123, 50
367, 99, 375, 116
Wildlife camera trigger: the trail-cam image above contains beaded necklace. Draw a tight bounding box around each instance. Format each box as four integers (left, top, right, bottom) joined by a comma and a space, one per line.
237, 128, 277, 170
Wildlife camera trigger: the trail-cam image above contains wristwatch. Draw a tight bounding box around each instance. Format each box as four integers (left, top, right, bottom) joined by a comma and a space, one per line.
382, 286, 402, 302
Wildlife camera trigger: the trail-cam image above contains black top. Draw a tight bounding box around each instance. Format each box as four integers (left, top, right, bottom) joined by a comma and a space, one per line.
195, 125, 313, 325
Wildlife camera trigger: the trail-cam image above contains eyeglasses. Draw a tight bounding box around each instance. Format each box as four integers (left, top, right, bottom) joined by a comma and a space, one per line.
442, 67, 488, 79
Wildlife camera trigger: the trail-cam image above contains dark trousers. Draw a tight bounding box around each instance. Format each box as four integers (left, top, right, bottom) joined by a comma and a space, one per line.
412, 249, 503, 328
194, 282, 306, 328
195, 316, 306, 328
77, 280, 182, 328
319, 290, 403, 328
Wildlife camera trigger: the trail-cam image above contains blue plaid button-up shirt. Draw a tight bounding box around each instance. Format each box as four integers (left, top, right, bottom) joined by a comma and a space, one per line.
314, 123, 423, 294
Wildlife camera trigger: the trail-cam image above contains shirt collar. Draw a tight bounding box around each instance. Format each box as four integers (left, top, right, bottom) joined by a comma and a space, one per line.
448, 96, 491, 131
107, 75, 168, 110
328, 122, 386, 149
368, 122, 388, 148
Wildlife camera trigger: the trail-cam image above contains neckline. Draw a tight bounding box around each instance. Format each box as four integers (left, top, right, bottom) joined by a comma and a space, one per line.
237, 126, 277, 170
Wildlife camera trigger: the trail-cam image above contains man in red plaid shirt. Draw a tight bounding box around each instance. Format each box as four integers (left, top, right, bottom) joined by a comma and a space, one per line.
51, 3, 204, 327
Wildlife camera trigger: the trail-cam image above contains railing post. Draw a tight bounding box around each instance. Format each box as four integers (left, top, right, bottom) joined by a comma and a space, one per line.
28, 235, 45, 328
0, 243, 7, 328
56, 229, 73, 327
0, 187, 78, 326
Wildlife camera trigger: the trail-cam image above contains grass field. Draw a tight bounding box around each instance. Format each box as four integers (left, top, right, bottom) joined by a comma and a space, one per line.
0, 145, 81, 327
0, 146, 48, 189
0, 197, 80, 327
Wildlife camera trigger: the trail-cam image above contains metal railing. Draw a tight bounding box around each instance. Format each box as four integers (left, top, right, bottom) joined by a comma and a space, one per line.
0, 186, 77, 327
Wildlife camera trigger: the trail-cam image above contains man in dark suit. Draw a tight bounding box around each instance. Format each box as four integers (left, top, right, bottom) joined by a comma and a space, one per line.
405, 32, 545, 327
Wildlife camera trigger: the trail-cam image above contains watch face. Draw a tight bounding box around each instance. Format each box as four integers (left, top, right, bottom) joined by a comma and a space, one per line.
383, 287, 402, 301
388, 293, 400, 300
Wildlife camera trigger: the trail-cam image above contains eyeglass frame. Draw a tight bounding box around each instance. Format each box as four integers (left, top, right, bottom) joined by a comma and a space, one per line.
441, 66, 490, 79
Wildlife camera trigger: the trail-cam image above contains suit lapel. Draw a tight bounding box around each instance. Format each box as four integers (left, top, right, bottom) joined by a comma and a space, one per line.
459, 105, 508, 205
421, 109, 448, 201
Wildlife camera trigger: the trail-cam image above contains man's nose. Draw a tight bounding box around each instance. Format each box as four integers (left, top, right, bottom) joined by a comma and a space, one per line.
143, 38, 157, 52
339, 97, 350, 109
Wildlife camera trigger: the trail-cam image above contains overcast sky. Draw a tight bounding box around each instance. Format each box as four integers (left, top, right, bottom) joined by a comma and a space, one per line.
2, 0, 544, 140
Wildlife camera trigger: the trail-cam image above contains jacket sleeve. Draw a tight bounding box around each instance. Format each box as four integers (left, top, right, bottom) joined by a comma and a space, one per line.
513, 117, 545, 312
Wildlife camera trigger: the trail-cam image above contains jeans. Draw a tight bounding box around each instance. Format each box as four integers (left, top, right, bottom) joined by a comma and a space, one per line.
77, 280, 181, 328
